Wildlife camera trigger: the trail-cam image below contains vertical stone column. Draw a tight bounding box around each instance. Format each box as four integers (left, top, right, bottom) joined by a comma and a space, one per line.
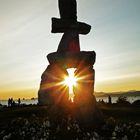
73, 53, 103, 127
38, 64, 69, 106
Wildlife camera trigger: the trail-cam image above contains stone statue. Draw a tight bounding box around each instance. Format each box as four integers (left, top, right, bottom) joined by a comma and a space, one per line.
38, 0, 103, 128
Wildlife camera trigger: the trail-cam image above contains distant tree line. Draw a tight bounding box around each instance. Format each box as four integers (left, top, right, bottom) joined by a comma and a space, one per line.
98, 95, 140, 107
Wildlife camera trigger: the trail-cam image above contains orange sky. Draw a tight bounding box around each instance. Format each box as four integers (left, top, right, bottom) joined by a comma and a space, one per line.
0, 0, 140, 99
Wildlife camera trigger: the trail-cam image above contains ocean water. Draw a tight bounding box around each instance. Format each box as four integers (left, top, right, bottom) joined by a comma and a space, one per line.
0, 96, 139, 106
0, 99, 38, 106
96, 96, 140, 103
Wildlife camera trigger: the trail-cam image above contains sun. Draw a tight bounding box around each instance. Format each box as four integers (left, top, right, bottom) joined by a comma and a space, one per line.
64, 68, 77, 102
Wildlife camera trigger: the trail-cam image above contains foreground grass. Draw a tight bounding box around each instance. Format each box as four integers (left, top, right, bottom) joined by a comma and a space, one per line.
99, 104, 140, 123
0, 104, 140, 130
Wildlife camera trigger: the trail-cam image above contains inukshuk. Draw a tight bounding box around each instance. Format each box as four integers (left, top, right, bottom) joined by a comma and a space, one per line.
38, 0, 103, 127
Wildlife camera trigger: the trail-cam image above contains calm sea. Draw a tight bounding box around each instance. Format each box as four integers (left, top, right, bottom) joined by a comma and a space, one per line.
0, 96, 139, 106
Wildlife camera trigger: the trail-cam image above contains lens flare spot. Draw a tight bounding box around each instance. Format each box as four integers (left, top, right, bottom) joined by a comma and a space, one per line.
64, 68, 77, 102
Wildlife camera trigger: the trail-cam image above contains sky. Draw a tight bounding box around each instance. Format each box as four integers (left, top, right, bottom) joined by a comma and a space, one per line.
0, 0, 140, 99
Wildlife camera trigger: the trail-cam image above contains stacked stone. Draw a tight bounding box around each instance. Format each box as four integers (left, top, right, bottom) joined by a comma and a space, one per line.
38, 0, 103, 128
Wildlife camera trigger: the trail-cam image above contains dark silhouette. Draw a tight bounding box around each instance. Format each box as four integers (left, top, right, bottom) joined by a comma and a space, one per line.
58, 0, 77, 21
38, 0, 103, 128
132, 100, 140, 107
108, 95, 112, 104
8, 98, 11, 107
8, 98, 18, 107
18, 98, 21, 106
8, 98, 13, 107
101, 99, 105, 104
1, 114, 140, 140
51, 0, 91, 34
11, 100, 15, 107
117, 96, 130, 105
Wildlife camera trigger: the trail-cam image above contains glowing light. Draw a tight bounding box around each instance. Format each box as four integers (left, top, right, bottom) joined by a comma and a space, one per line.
64, 68, 77, 102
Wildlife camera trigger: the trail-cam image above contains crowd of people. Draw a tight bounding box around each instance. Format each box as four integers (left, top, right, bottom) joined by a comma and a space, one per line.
0, 114, 139, 140
8, 98, 21, 107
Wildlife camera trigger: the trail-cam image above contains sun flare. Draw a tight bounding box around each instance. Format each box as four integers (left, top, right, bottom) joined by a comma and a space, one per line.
64, 68, 77, 102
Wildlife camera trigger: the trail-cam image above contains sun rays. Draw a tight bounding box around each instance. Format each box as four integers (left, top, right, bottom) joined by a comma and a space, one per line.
40, 66, 94, 103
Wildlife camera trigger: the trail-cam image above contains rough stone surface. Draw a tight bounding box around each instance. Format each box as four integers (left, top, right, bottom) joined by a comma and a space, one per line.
51, 18, 91, 34
58, 0, 77, 21
47, 51, 96, 68
57, 30, 80, 53
38, 0, 103, 128
38, 64, 69, 106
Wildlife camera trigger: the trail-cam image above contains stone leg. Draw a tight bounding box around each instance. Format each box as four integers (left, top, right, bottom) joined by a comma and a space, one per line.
38, 64, 69, 106
74, 66, 103, 128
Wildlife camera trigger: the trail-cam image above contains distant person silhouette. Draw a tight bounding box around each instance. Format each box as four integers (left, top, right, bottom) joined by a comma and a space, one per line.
8, 98, 11, 107
18, 98, 21, 106
101, 99, 104, 104
108, 95, 112, 104
8, 98, 13, 107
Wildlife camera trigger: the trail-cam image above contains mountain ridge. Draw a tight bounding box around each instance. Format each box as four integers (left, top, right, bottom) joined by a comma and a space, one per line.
94, 90, 140, 97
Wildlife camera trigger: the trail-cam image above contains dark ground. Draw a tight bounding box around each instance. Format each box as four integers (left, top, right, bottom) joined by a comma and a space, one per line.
0, 104, 140, 140
0, 104, 140, 130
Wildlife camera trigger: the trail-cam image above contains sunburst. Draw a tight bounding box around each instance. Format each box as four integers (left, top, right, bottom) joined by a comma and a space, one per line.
63, 68, 77, 102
